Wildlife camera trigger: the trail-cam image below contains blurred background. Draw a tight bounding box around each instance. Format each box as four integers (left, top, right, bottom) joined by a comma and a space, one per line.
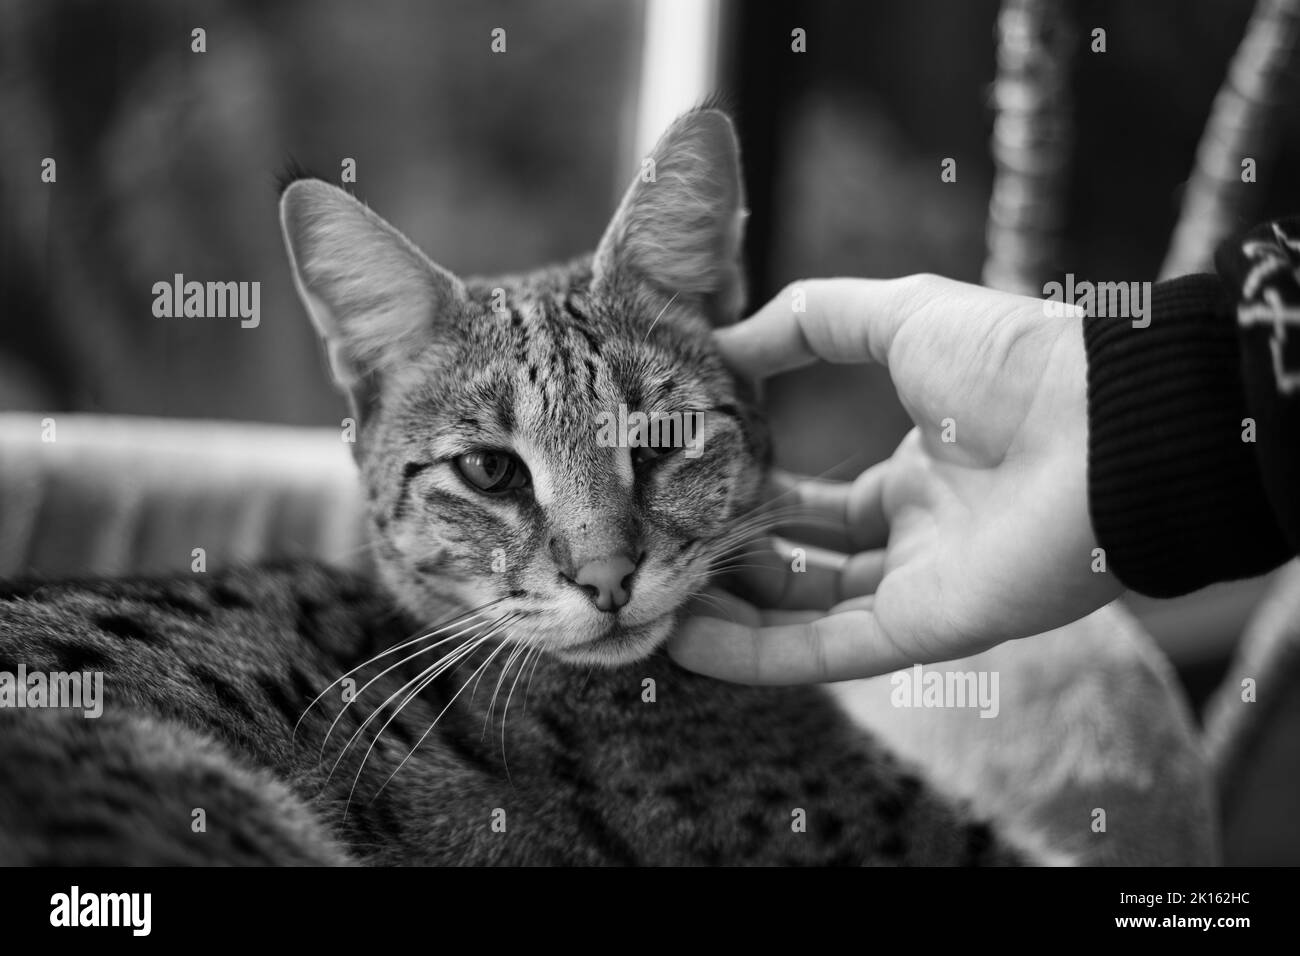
2, 0, 1298, 862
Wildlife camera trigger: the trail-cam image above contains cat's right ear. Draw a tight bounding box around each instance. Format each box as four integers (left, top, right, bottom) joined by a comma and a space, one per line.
593, 109, 747, 325
279, 179, 464, 419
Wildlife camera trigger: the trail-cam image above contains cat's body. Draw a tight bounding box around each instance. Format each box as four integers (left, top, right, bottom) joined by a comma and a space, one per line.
0, 561, 1025, 865
0, 109, 1051, 865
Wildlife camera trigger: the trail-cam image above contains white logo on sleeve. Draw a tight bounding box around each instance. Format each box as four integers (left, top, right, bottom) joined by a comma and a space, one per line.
1238, 221, 1300, 395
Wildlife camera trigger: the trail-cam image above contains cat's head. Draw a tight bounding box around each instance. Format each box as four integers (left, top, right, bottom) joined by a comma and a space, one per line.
280, 109, 765, 666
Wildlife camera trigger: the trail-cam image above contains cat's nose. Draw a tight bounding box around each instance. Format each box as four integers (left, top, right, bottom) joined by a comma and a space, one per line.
572, 554, 637, 613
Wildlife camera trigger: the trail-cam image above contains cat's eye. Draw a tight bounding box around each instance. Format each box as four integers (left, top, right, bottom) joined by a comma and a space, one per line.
454, 450, 530, 494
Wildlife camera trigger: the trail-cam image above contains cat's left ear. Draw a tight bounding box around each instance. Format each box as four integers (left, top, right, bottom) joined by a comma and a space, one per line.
593, 108, 747, 325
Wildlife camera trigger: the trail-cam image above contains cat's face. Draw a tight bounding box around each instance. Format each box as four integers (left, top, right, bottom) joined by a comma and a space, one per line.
281, 110, 765, 665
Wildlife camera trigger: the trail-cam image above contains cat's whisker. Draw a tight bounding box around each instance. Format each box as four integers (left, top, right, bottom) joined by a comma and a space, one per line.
699, 517, 801, 555
468, 630, 513, 708
499, 639, 535, 786
705, 544, 791, 568
737, 500, 846, 523
711, 505, 846, 545
483, 637, 529, 740
523, 641, 545, 715
326, 622, 500, 787
705, 562, 787, 579
688, 586, 733, 609
707, 536, 777, 556
477, 635, 518, 723
293, 597, 507, 741
699, 506, 849, 566
723, 454, 870, 527
325, 660, 446, 794
452, 629, 514, 746
700, 534, 787, 570
700, 508, 852, 565
338, 619, 515, 819
720, 499, 834, 534
368, 615, 519, 805
687, 590, 738, 620
318, 614, 492, 763
703, 534, 774, 561
703, 555, 801, 581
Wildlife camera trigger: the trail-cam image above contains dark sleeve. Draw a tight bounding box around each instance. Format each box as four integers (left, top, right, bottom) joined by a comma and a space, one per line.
1082, 217, 1300, 598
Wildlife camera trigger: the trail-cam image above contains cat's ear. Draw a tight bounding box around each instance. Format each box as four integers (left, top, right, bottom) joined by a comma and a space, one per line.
594, 109, 747, 324
279, 179, 464, 417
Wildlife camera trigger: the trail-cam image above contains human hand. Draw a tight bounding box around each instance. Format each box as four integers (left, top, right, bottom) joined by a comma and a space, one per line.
670, 275, 1123, 683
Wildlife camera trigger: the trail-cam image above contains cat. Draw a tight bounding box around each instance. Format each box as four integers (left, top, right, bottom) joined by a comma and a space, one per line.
0, 109, 1036, 865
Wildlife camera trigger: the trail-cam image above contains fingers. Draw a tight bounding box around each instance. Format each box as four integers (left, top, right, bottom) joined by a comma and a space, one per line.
767, 465, 889, 553
668, 607, 910, 685
722, 538, 886, 611
683, 586, 827, 629
713, 276, 929, 380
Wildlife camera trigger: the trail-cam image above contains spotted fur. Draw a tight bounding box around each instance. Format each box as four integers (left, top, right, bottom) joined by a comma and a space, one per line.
0, 110, 1035, 865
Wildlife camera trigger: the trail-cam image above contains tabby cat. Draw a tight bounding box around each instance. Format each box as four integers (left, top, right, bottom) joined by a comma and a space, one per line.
0, 110, 1034, 865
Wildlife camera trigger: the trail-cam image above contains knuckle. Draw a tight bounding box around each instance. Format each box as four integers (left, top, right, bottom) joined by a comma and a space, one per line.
807, 617, 831, 681
897, 272, 945, 299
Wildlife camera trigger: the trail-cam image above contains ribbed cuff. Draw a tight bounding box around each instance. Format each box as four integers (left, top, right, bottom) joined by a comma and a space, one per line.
1084, 273, 1291, 597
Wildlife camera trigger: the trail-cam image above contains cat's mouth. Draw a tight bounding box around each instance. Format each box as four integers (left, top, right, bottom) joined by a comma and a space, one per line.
551, 613, 677, 666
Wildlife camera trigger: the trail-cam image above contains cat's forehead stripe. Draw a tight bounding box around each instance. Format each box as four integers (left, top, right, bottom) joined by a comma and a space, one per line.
430, 276, 733, 500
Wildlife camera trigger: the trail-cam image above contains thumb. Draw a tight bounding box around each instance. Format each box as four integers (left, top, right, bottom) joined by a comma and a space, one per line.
712, 277, 916, 381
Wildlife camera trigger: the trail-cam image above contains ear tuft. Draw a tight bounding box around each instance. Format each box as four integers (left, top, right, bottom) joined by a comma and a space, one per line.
274, 158, 328, 196
595, 108, 747, 324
